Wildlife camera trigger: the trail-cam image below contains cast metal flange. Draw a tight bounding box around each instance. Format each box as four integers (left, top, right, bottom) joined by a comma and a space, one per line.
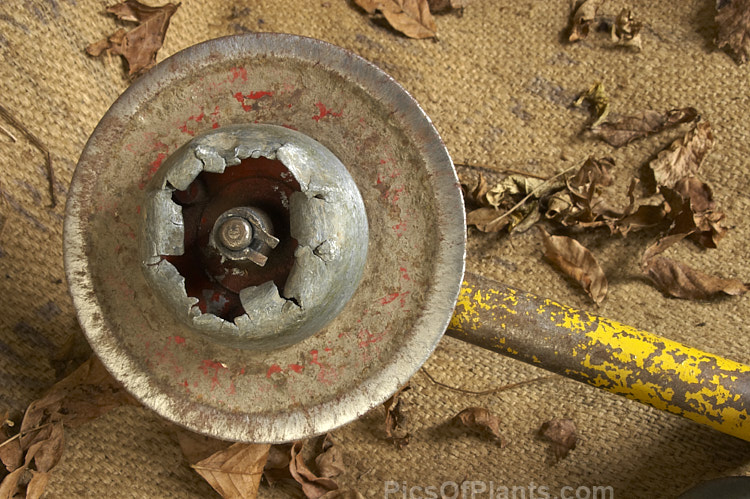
64, 34, 465, 443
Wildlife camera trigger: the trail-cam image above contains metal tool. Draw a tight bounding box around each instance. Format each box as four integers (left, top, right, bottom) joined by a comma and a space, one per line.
64, 34, 750, 444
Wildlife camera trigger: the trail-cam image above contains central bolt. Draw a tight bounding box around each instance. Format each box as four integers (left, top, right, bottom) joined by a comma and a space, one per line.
209, 206, 280, 266
219, 217, 254, 251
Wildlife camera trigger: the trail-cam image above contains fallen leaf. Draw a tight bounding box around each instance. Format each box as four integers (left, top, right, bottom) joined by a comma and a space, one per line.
0, 356, 138, 499
611, 8, 643, 49
568, 0, 601, 42
262, 444, 294, 487
644, 257, 748, 300
662, 177, 726, 248
24, 471, 49, 499
715, 0, 750, 64
384, 384, 411, 448
86, 0, 180, 76
452, 407, 504, 445
540, 230, 608, 305
485, 175, 547, 208
608, 178, 668, 236
641, 233, 691, 265
176, 429, 232, 464
593, 108, 699, 147
648, 122, 715, 190
315, 436, 345, 479
354, 0, 437, 39
290, 441, 338, 498
539, 418, 577, 460
192, 443, 270, 499
574, 82, 610, 128
466, 207, 510, 233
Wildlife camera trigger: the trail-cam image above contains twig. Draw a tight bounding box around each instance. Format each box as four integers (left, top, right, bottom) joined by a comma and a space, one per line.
0, 123, 17, 142
485, 164, 578, 227
455, 162, 549, 181
0, 104, 56, 208
0, 422, 55, 450
421, 368, 554, 396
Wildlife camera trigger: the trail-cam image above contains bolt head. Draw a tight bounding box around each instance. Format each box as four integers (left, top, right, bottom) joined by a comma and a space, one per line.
219, 217, 254, 251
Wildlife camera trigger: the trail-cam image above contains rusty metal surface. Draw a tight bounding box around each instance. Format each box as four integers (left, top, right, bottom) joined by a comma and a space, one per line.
64, 34, 466, 443
449, 272, 750, 441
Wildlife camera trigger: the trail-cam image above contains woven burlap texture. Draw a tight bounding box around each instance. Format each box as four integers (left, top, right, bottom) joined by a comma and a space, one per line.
1, 0, 749, 497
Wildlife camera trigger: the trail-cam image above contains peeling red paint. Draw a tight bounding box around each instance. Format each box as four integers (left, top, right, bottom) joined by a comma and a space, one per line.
357, 328, 384, 348
380, 292, 400, 305
400, 267, 411, 281
288, 363, 304, 373
174, 335, 186, 344
234, 91, 274, 112
393, 220, 407, 237
138, 151, 168, 189
229, 67, 247, 82
312, 101, 343, 122
178, 111, 205, 136
266, 364, 282, 378
281, 124, 298, 130
200, 360, 228, 391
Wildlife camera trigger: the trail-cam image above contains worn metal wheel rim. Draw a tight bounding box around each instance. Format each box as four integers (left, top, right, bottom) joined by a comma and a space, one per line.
64, 33, 465, 443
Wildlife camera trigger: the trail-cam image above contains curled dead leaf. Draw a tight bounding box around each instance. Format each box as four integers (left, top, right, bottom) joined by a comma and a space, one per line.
539, 418, 577, 461
86, 0, 180, 76
452, 407, 504, 445
354, 0, 437, 39
384, 384, 411, 448
262, 443, 294, 487
644, 257, 748, 300
662, 177, 726, 248
593, 107, 699, 148
648, 122, 715, 190
290, 441, 338, 499
715, 0, 750, 64
568, 0, 601, 42
191, 443, 270, 499
315, 436, 345, 479
540, 230, 608, 305
574, 82, 610, 128
611, 8, 643, 49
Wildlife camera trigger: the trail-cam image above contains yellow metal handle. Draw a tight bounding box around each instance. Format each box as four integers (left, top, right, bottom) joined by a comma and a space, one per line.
447, 272, 750, 441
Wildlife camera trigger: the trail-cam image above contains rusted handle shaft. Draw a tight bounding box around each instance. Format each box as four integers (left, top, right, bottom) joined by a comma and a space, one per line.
447, 271, 750, 441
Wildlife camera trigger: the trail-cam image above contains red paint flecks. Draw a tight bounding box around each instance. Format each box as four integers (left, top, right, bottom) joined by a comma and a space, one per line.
400, 267, 410, 281
393, 221, 407, 237
281, 123, 298, 130
174, 335, 186, 344
357, 328, 384, 348
229, 67, 247, 82
288, 363, 304, 373
138, 152, 168, 189
312, 102, 343, 122
200, 360, 228, 391
178, 111, 205, 136
227, 380, 236, 395
266, 364, 283, 378
239, 367, 246, 375
380, 292, 400, 305
324, 347, 332, 353
310, 350, 322, 367
234, 91, 274, 112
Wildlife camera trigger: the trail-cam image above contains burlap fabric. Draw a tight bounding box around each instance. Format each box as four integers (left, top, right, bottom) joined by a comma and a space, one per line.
1, 0, 749, 497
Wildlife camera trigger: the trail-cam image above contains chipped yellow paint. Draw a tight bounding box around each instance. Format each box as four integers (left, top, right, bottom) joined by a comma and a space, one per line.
450, 278, 750, 441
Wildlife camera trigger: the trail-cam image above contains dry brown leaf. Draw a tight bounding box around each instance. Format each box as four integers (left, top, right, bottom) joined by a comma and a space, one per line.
539, 418, 577, 460
176, 429, 232, 464
662, 177, 727, 248
452, 407, 504, 445
648, 122, 715, 190
644, 257, 748, 300
607, 178, 668, 236
568, 0, 601, 42
540, 230, 608, 305
314, 436, 345, 479
593, 108, 699, 147
354, 0, 437, 39
24, 471, 48, 499
466, 207, 510, 233
715, 0, 750, 64
192, 443, 270, 499
384, 384, 411, 448
574, 82, 610, 128
290, 441, 338, 499
86, 0, 180, 76
611, 8, 643, 49
0, 356, 138, 499
262, 444, 294, 487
